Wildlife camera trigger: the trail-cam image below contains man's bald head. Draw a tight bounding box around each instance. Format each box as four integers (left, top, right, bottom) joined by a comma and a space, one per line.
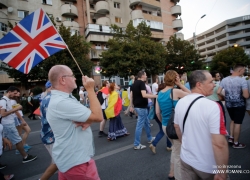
48, 65, 69, 87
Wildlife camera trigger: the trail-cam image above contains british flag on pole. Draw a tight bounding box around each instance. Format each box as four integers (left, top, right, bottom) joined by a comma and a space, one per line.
0, 8, 67, 74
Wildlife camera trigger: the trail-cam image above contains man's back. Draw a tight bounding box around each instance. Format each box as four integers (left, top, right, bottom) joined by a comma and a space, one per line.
47, 90, 93, 173
131, 80, 147, 108
220, 76, 247, 107
174, 94, 227, 173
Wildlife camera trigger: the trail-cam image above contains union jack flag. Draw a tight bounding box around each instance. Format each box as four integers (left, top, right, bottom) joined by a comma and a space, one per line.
0, 8, 67, 74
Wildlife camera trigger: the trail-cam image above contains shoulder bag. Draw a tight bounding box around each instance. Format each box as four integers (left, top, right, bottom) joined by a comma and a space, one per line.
166, 89, 203, 139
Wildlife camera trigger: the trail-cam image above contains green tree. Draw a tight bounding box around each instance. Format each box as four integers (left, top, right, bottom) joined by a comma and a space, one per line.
1, 17, 93, 88
165, 35, 202, 74
100, 21, 167, 78
210, 46, 250, 76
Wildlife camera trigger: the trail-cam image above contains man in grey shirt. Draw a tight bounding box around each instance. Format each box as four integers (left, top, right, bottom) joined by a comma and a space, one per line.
217, 64, 249, 149
47, 65, 103, 179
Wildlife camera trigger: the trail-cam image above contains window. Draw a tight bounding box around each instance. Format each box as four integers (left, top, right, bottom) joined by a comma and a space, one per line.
66, 17, 74, 21
114, 2, 120, 9
90, 4, 94, 9
18, 10, 29, 18
42, 0, 52, 5
142, 10, 152, 14
95, 44, 101, 49
115, 17, 122, 23
0, 22, 7, 32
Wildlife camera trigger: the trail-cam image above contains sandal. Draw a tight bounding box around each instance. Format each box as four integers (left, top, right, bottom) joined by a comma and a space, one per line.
4, 174, 14, 180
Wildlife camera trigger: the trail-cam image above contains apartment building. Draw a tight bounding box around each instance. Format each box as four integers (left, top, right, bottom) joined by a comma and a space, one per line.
187, 15, 250, 64
84, 0, 183, 85
0, 0, 183, 87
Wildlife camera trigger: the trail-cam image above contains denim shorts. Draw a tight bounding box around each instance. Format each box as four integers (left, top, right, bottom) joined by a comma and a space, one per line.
3, 123, 22, 145
14, 117, 22, 126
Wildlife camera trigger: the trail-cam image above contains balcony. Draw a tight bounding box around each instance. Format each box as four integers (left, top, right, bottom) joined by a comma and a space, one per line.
130, 0, 160, 9
172, 19, 183, 31
62, 21, 79, 32
61, 4, 78, 17
90, 49, 105, 59
171, 5, 181, 17
143, 13, 162, 22
131, 10, 143, 20
133, 19, 163, 30
151, 31, 164, 39
0, 0, 8, 8
96, 17, 111, 26
95, 1, 109, 14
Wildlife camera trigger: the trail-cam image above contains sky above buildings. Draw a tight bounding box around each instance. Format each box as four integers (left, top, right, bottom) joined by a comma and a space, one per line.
179, 0, 250, 39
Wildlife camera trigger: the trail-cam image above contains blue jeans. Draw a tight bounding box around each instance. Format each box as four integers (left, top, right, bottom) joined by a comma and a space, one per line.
134, 108, 152, 146
152, 114, 172, 148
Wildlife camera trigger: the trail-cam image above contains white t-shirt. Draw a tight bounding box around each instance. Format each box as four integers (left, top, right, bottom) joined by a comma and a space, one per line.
79, 90, 84, 101
174, 93, 227, 174
0, 96, 15, 125
152, 83, 158, 95
10, 100, 23, 117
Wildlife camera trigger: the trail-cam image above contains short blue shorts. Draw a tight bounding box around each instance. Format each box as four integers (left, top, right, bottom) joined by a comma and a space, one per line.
3, 123, 22, 145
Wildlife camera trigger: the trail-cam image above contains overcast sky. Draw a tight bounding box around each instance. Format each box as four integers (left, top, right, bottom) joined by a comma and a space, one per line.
179, 0, 250, 40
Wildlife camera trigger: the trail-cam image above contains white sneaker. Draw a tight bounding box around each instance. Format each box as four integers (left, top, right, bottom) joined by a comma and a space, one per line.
148, 137, 155, 144
134, 144, 146, 150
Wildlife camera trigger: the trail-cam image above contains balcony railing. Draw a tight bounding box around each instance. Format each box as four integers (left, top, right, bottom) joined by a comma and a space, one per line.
95, 1, 109, 14
131, 10, 144, 20
129, 0, 161, 9
133, 19, 163, 30
90, 49, 105, 59
85, 24, 111, 37
172, 19, 183, 31
171, 5, 181, 16
96, 17, 111, 26
61, 4, 78, 17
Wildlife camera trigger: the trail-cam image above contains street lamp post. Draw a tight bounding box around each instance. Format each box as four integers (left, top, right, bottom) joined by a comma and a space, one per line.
193, 14, 206, 49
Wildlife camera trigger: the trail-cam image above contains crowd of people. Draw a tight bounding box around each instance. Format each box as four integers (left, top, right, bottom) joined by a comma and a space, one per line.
0, 63, 249, 180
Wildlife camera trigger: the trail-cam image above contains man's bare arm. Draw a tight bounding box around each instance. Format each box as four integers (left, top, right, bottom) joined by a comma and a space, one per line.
141, 90, 157, 99
1, 106, 22, 117
174, 124, 182, 143
212, 134, 229, 180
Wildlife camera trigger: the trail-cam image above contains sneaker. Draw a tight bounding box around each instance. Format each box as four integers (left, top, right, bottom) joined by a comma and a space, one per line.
232, 142, 246, 149
15, 148, 28, 155
148, 137, 155, 144
24, 144, 32, 150
166, 147, 172, 151
98, 131, 108, 137
149, 144, 156, 154
0, 163, 7, 169
228, 137, 234, 144
134, 144, 146, 150
22, 154, 37, 163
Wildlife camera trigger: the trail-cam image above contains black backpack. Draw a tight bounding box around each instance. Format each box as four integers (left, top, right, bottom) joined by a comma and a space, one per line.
97, 91, 105, 105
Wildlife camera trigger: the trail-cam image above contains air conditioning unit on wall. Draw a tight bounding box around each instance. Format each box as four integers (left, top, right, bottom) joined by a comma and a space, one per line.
56, 17, 62, 22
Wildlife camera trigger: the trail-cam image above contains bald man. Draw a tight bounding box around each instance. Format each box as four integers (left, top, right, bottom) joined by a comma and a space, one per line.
47, 65, 103, 180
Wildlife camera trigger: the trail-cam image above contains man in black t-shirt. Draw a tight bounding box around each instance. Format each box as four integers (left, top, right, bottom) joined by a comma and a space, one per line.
130, 71, 157, 150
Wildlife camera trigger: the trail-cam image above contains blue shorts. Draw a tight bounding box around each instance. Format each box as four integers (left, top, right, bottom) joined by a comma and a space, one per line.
3, 123, 22, 145
14, 117, 22, 126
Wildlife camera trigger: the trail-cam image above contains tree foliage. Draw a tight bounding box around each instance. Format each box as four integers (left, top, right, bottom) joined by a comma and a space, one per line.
165, 36, 202, 74
210, 46, 250, 76
100, 21, 167, 77
1, 17, 93, 88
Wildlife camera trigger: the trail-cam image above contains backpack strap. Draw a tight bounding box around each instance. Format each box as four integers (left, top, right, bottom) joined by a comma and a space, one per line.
183, 96, 204, 133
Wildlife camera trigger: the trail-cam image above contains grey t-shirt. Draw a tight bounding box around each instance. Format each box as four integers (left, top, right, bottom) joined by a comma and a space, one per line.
220, 76, 248, 108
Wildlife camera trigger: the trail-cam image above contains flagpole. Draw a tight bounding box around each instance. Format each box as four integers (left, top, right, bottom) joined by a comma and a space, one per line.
42, 8, 84, 76
66, 47, 84, 76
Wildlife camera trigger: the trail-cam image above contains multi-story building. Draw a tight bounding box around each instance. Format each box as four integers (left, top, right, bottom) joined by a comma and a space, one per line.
84, 0, 183, 85
0, 0, 183, 87
187, 15, 250, 65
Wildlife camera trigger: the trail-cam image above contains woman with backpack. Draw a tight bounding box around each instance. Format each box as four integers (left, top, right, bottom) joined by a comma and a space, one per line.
155, 70, 190, 180
105, 83, 130, 141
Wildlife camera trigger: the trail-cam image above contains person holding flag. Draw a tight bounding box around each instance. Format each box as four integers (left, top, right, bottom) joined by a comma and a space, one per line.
105, 83, 130, 141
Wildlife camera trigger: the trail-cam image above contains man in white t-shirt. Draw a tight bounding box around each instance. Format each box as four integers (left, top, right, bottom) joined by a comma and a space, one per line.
151, 76, 158, 95
79, 86, 84, 105
174, 70, 228, 180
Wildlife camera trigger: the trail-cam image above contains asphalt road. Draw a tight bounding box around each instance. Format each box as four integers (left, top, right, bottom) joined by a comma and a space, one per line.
1, 109, 250, 180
